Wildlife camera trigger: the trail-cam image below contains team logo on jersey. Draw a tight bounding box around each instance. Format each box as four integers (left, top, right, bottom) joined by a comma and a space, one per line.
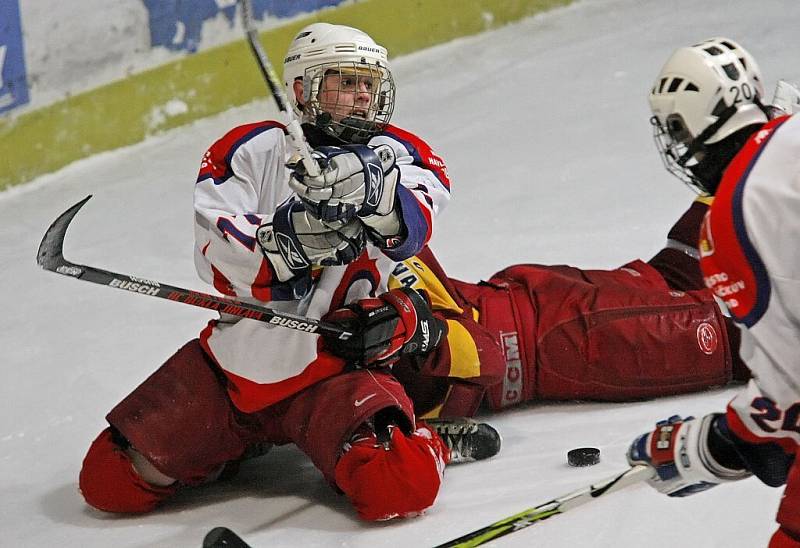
696, 322, 718, 355
699, 212, 716, 258
276, 233, 308, 269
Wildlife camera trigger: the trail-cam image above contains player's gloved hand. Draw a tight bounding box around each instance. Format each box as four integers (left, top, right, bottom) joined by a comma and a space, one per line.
767, 80, 800, 118
627, 414, 751, 497
322, 287, 447, 367
288, 144, 404, 248
256, 200, 365, 281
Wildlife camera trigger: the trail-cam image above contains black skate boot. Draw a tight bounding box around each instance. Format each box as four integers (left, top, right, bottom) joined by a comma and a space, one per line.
425, 417, 502, 464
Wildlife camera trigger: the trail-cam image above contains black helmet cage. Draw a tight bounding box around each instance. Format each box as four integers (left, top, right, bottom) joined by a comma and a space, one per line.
304, 59, 395, 144
651, 100, 741, 195
651, 114, 705, 194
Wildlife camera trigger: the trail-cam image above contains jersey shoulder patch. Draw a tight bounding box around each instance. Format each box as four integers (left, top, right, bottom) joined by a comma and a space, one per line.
379, 124, 450, 190
197, 121, 285, 185
699, 119, 788, 326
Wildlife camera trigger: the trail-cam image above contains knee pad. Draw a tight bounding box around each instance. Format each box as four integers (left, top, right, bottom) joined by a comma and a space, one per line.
769, 527, 800, 548
79, 428, 177, 513
334, 422, 448, 521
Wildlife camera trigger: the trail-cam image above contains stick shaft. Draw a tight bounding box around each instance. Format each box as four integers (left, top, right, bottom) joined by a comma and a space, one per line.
238, 0, 320, 176
37, 195, 351, 340
434, 465, 652, 547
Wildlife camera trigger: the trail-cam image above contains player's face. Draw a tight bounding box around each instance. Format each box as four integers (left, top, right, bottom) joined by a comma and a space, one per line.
318, 71, 375, 122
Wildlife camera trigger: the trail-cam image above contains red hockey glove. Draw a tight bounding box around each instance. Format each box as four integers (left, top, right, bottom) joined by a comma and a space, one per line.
335, 421, 448, 521
322, 287, 447, 367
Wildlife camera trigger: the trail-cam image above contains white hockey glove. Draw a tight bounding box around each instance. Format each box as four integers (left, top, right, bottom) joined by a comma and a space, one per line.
288, 144, 403, 248
256, 200, 365, 281
769, 80, 800, 117
627, 414, 751, 497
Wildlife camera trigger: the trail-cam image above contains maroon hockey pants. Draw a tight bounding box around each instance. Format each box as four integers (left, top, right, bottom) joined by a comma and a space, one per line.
454, 259, 738, 410
79, 339, 421, 514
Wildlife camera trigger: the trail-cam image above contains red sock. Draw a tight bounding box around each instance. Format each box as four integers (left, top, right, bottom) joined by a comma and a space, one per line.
79, 428, 177, 513
334, 421, 448, 521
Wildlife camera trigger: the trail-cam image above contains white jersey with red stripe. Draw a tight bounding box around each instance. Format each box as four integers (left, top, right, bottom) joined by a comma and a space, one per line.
699, 114, 800, 452
193, 121, 450, 412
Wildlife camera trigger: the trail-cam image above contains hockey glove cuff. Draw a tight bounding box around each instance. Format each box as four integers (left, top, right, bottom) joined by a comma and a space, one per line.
322, 287, 447, 368
256, 200, 365, 281
288, 144, 399, 225
627, 413, 751, 497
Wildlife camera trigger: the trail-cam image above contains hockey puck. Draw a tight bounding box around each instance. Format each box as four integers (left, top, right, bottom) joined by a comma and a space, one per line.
567, 447, 600, 467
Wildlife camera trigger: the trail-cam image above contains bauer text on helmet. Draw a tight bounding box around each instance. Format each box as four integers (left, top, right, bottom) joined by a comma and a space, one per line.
648, 37, 768, 192
283, 23, 395, 144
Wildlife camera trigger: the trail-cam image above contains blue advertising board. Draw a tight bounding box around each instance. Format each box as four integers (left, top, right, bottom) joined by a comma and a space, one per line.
0, 0, 29, 114
142, 0, 346, 52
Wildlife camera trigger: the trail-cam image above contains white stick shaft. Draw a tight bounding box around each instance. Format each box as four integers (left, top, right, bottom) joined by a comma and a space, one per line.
238, 0, 321, 177
555, 464, 653, 513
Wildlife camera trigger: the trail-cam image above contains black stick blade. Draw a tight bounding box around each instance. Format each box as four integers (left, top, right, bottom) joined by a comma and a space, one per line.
34, 194, 351, 338
37, 195, 92, 272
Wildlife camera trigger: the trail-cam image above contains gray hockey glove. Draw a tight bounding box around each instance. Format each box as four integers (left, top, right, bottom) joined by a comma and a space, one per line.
288, 144, 403, 248
627, 414, 751, 497
256, 200, 365, 281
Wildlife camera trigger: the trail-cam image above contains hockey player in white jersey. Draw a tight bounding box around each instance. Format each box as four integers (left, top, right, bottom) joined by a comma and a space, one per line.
627, 37, 800, 547
191, 22, 452, 412
77, 23, 487, 522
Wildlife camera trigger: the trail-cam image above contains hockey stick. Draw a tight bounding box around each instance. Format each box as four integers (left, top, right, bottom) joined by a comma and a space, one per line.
237, 0, 320, 177
36, 195, 352, 340
433, 465, 652, 547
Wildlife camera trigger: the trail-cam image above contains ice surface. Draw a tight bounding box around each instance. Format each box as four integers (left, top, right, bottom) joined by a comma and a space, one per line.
4, 0, 800, 546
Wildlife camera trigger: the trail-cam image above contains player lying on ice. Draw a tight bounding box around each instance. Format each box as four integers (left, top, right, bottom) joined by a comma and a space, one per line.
623, 38, 800, 547
381, 190, 749, 420
78, 23, 746, 523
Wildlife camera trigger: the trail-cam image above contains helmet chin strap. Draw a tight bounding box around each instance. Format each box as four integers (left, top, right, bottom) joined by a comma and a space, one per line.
677, 105, 738, 168
687, 121, 767, 195
314, 112, 381, 144
678, 96, 771, 168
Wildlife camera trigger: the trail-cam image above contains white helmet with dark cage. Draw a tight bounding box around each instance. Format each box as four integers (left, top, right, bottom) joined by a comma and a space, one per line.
283, 23, 395, 144
649, 37, 768, 192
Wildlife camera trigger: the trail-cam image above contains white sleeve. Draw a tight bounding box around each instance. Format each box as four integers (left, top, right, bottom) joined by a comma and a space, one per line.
369, 128, 451, 260
193, 123, 296, 300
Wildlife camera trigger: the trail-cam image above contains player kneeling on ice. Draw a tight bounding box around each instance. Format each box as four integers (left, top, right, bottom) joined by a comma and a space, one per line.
78, 22, 498, 522
627, 37, 800, 547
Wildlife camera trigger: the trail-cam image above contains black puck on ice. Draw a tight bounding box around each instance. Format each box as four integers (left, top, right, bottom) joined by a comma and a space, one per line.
567, 447, 600, 467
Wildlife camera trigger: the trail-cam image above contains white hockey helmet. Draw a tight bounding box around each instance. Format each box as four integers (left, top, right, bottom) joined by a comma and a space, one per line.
283, 23, 395, 144
649, 37, 768, 191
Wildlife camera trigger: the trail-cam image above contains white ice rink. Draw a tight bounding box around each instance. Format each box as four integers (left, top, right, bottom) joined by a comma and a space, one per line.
3, 0, 800, 546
